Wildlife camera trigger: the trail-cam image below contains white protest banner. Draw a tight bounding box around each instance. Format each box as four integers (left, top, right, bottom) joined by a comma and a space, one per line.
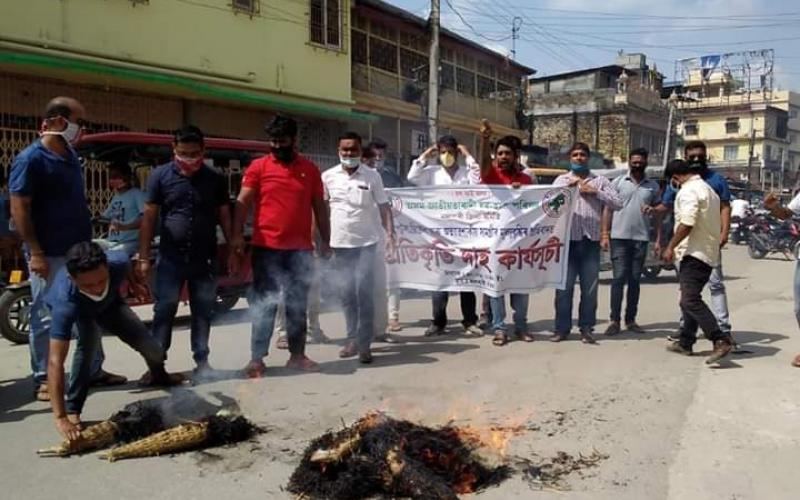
386, 186, 576, 297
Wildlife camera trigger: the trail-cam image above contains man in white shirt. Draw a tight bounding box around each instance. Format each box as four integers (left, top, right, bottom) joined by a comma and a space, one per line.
406, 135, 483, 337
323, 132, 395, 364
764, 192, 800, 368
662, 159, 733, 364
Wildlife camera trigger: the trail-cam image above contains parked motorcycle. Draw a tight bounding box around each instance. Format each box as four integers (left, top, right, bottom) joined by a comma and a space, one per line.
730, 209, 759, 245
747, 214, 800, 260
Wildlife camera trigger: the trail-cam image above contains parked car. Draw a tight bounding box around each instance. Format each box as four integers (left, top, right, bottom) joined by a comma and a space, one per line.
0, 132, 269, 345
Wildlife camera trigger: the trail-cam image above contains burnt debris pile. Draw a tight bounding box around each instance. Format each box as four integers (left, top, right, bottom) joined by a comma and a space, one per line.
288, 412, 511, 500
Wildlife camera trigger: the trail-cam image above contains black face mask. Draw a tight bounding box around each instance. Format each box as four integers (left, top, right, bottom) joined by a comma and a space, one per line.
273, 146, 294, 163
687, 157, 707, 171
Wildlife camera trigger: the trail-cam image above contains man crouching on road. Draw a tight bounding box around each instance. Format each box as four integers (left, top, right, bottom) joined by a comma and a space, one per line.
47, 242, 183, 442
662, 160, 733, 365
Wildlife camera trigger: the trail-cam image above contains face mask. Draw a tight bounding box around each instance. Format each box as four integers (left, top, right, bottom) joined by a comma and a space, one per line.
42, 119, 81, 145
687, 157, 707, 171
175, 154, 203, 175
340, 156, 360, 168
570, 162, 590, 175
439, 152, 456, 168
272, 146, 294, 163
374, 159, 385, 169
79, 280, 110, 302
670, 178, 681, 191
108, 178, 125, 191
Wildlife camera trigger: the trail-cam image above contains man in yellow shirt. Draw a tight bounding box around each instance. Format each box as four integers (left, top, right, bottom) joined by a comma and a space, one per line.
662, 159, 733, 364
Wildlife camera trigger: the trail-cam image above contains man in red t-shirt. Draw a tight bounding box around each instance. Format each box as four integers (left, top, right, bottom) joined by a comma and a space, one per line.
230, 116, 331, 376
476, 121, 533, 347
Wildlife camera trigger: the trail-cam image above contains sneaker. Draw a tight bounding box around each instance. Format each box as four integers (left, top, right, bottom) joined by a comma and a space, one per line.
358, 350, 374, 364
192, 362, 214, 381
376, 333, 401, 344
286, 355, 320, 372
424, 324, 447, 337
308, 329, 331, 344
387, 319, 403, 332
463, 323, 484, 338
666, 341, 693, 356
625, 322, 646, 334
706, 339, 733, 365
580, 329, 597, 344
549, 332, 567, 342
243, 359, 267, 379
339, 341, 359, 359
604, 322, 621, 336
90, 370, 128, 387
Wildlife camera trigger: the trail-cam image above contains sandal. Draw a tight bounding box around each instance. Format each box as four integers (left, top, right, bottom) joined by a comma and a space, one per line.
515, 330, 535, 342
276, 335, 289, 350
492, 331, 509, 347
35, 383, 50, 402
792, 354, 800, 368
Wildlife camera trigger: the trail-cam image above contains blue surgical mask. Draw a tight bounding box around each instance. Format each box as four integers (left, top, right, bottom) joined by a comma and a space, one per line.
569, 163, 589, 175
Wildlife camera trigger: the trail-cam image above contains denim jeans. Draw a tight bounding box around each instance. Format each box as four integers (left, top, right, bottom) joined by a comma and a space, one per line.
432, 291, 478, 328
29, 255, 104, 384
677, 256, 729, 349
151, 256, 216, 364
609, 239, 648, 323
489, 294, 529, 332
795, 260, 800, 329
335, 245, 377, 352
249, 247, 312, 359
675, 257, 731, 334
555, 238, 601, 334
67, 300, 167, 414
274, 257, 322, 336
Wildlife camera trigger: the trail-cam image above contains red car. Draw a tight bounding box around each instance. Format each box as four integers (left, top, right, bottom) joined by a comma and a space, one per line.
0, 132, 267, 344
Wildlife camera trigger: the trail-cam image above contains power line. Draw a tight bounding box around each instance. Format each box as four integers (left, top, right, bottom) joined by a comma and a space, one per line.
443, 0, 511, 42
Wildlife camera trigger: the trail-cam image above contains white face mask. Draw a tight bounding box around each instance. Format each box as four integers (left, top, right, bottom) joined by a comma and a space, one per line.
42, 120, 81, 145
79, 280, 110, 302
374, 159, 385, 169
340, 156, 360, 168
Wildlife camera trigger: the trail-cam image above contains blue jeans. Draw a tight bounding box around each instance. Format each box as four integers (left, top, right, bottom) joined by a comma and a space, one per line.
794, 260, 800, 329
67, 300, 166, 414
555, 238, 600, 334
489, 294, 530, 332
249, 248, 312, 359
151, 256, 216, 364
609, 239, 648, 323
29, 255, 104, 384
335, 245, 377, 352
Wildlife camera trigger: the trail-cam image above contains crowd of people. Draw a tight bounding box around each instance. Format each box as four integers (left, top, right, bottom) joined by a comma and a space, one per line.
9, 96, 799, 444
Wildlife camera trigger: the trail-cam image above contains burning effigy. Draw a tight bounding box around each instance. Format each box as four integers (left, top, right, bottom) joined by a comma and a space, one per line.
37, 398, 261, 461
37, 401, 165, 457
100, 413, 260, 462
287, 412, 512, 500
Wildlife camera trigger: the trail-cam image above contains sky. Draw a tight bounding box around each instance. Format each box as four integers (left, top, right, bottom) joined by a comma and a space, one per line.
385, 0, 800, 90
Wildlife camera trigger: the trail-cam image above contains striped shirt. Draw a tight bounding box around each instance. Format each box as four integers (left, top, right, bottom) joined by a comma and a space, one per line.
553, 172, 622, 241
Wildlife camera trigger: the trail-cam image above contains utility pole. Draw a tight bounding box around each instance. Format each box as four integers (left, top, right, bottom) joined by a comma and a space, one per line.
427, 0, 440, 147
662, 91, 679, 166
780, 146, 787, 193
746, 125, 756, 192
511, 17, 523, 60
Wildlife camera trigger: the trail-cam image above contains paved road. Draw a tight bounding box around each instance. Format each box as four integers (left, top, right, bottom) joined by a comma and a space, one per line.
0, 245, 797, 499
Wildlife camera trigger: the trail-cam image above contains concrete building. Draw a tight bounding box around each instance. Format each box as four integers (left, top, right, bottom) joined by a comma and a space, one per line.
666, 70, 797, 188
528, 53, 669, 166
0, 0, 371, 211
346, 0, 535, 175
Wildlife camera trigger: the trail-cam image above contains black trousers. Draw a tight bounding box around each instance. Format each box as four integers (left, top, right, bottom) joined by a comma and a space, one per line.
431, 292, 478, 328
678, 256, 729, 348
